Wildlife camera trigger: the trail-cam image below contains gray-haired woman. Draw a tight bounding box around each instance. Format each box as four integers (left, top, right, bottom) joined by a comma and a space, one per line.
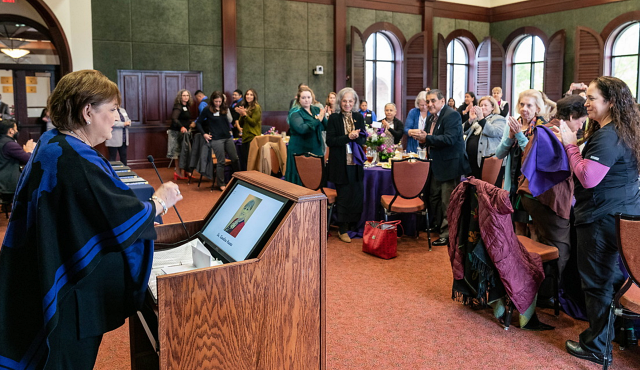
326, 88, 366, 243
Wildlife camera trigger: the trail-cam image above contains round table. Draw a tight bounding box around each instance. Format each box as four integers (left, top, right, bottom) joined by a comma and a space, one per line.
330, 166, 418, 238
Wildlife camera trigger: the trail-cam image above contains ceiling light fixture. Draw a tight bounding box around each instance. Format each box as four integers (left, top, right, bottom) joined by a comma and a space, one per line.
1, 48, 30, 59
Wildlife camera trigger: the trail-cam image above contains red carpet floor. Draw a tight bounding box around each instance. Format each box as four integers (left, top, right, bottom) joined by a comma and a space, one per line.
1, 167, 639, 369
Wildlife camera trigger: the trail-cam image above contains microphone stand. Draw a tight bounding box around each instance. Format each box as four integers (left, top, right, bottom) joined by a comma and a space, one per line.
147, 155, 190, 239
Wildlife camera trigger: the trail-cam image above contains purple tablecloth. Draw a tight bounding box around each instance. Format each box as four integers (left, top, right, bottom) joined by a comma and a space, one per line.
330, 166, 418, 238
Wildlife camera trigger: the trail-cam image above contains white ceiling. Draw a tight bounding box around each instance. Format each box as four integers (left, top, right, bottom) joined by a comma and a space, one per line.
438, 0, 528, 7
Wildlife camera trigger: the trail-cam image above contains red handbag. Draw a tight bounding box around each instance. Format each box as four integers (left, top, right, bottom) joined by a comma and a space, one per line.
362, 220, 402, 259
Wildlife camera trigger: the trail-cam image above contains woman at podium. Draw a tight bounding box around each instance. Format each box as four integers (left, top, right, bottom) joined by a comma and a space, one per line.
0, 70, 183, 370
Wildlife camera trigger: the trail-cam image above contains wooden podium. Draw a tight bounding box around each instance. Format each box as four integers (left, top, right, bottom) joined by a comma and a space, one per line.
130, 171, 327, 369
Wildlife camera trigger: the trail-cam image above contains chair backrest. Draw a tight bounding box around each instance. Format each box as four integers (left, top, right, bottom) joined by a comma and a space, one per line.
270, 146, 280, 174
294, 153, 324, 191
391, 158, 430, 199
616, 214, 640, 287
481, 156, 503, 186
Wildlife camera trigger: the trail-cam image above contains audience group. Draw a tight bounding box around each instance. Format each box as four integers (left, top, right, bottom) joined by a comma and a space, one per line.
3, 74, 637, 367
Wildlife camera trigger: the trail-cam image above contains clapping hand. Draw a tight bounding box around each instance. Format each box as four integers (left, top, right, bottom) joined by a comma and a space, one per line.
551, 120, 577, 147
23, 139, 36, 153
507, 116, 521, 139
473, 106, 483, 120
317, 107, 326, 120
463, 102, 473, 114
348, 129, 360, 140
235, 106, 247, 116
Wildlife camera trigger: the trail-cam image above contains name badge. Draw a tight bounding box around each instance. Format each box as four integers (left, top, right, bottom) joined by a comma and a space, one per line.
372, 122, 382, 129
183, 106, 188, 111
213, 112, 220, 116
346, 144, 352, 154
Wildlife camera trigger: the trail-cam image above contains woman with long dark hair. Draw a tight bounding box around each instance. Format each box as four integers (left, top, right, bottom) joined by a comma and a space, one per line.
195, 91, 241, 191
457, 91, 477, 124
556, 77, 640, 366
235, 88, 261, 168
168, 89, 194, 180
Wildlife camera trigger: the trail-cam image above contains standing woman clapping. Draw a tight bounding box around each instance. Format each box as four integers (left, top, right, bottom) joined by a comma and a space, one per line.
235, 88, 262, 169
557, 77, 640, 367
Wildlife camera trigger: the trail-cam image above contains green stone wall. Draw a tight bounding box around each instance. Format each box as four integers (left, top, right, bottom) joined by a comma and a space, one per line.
490, 0, 640, 92
92, 0, 223, 95
236, 0, 334, 111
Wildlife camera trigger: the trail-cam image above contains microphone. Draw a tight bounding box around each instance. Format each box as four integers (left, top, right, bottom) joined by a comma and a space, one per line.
147, 155, 190, 238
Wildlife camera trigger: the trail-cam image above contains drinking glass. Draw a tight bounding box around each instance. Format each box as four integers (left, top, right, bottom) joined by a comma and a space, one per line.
418, 148, 427, 160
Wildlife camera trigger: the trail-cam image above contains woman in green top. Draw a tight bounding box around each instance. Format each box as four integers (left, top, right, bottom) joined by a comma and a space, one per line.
285, 86, 327, 185
236, 88, 262, 168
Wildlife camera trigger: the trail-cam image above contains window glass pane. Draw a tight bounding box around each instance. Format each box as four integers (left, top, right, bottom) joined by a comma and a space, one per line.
453, 39, 467, 64
533, 62, 544, 91
612, 55, 639, 98
365, 34, 375, 60
447, 42, 454, 62
514, 36, 532, 63
533, 36, 545, 62
366, 60, 374, 108
613, 23, 639, 56
513, 63, 531, 110
376, 33, 393, 61
376, 61, 393, 116
453, 64, 468, 106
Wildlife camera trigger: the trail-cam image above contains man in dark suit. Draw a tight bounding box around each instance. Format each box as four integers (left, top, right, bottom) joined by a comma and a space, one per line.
413, 89, 469, 247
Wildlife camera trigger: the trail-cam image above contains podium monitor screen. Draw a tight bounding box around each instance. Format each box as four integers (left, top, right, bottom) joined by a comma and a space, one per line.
200, 180, 291, 262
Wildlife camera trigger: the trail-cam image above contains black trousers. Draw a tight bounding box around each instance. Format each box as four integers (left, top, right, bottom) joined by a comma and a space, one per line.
576, 214, 624, 355
521, 196, 571, 297
335, 165, 363, 227
428, 175, 457, 239
241, 141, 251, 170
107, 144, 128, 166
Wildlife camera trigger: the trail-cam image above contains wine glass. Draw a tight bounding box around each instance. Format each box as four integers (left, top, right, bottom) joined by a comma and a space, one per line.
366, 147, 374, 167
418, 148, 427, 160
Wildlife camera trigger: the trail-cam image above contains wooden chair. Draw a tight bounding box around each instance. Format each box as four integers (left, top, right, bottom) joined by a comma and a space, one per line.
380, 158, 432, 250
517, 235, 560, 316
480, 156, 504, 187
294, 153, 336, 233
602, 214, 640, 370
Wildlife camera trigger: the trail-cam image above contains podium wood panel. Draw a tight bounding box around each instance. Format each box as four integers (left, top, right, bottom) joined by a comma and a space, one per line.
134, 171, 327, 370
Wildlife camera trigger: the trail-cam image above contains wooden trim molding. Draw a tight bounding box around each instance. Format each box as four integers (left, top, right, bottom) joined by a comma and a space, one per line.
503, 26, 548, 51
335, 0, 347, 92
601, 10, 640, 44
26, 0, 72, 75
489, 0, 627, 23
444, 29, 479, 48
221, 0, 238, 99
431, 2, 490, 23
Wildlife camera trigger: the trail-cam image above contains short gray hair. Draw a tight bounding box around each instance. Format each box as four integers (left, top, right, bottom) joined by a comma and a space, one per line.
335, 87, 360, 113
414, 90, 428, 108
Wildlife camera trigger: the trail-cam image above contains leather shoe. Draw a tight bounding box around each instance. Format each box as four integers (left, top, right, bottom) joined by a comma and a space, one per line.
427, 226, 439, 232
432, 237, 448, 246
338, 232, 351, 243
565, 340, 612, 366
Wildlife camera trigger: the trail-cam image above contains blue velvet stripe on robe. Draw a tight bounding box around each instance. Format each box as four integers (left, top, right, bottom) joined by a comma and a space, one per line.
0, 129, 156, 370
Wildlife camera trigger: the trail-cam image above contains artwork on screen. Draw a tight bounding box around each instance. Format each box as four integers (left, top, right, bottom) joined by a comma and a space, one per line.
200, 181, 289, 262
223, 195, 262, 238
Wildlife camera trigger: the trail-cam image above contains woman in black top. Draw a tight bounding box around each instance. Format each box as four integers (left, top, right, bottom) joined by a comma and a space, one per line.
196, 91, 240, 191
327, 87, 366, 243
378, 103, 404, 145
168, 89, 193, 180
457, 91, 477, 124
556, 76, 640, 366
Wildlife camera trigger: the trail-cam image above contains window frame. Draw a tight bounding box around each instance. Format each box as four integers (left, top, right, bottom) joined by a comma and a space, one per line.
365, 32, 395, 119
603, 14, 640, 100
446, 38, 470, 107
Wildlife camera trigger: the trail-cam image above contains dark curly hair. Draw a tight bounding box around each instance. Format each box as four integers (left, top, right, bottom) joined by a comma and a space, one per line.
555, 95, 587, 121
587, 76, 640, 171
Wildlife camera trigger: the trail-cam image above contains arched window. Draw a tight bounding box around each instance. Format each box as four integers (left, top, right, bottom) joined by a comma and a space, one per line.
512, 35, 545, 115
611, 21, 640, 99
365, 32, 394, 118
446, 38, 469, 106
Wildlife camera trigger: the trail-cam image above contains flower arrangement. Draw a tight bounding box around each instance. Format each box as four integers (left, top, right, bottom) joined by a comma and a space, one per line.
365, 124, 386, 150
265, 126, 278, 135
378, 144, 397, 162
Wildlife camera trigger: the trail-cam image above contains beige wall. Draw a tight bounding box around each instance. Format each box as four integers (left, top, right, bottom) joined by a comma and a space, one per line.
44, 0, 93, 71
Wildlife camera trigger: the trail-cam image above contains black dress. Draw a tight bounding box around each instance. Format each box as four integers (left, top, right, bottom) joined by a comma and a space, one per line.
326, 112, 366, 225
